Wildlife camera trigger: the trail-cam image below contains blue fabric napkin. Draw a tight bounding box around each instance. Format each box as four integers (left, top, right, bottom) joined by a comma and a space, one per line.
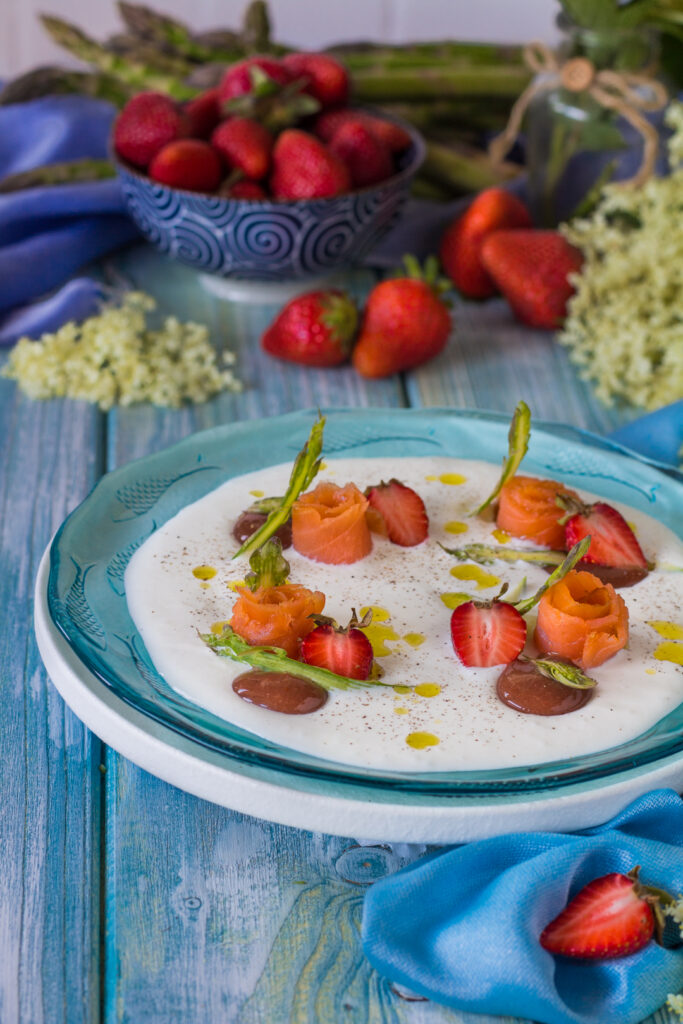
362, 789, 683, 1024
609, 402, 683, 469
0, 93, 138, 347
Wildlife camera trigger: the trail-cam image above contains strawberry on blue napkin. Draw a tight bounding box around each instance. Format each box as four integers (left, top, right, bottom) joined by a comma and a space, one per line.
355, 327, 682, 1020
362, 789, 683, 1024
0, 93, 138, 347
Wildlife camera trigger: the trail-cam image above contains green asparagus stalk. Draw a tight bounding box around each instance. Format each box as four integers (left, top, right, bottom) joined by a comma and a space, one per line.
117, 2, 246, 63
352, 65, 531, 102
202, 625, 383, 693
0, 66, 133, 106
233, 414, 325, 560
0, 159, 115, 193
40, 15, 197, 99
327, 40, 524, 68
441, 543, 566, 568
474, 401, 531, 515
515, 538, 590, 617
421, 141, 520, 194
241, 0, 272, 52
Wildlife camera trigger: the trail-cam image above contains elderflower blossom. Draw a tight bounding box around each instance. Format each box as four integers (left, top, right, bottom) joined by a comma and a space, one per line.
667, 896, 683, 1018
2, 291, 241, 410
559, 101, 683, 410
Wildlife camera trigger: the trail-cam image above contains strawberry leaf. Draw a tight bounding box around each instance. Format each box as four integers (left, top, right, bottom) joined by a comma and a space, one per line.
473, 400, 531, 516
233, 413, 325, 559
202, 625, 385, 692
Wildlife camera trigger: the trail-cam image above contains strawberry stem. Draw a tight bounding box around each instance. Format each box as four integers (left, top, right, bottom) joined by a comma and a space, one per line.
514, 537, 591, 616
473, 400, 531, 516
202, 625, 386, 693
233, 413, 325, 560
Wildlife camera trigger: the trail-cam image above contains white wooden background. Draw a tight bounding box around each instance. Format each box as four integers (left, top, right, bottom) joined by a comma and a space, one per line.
1, 0, 561, 79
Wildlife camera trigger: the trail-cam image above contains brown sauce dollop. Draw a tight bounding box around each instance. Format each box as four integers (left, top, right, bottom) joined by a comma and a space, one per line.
232, 670, 328, 714
497, 658, 593, 716
543, 560, 647, 589
232, 510, 292, 549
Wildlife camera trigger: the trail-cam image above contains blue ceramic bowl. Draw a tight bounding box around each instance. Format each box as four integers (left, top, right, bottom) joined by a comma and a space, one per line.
113, 112, 426, 282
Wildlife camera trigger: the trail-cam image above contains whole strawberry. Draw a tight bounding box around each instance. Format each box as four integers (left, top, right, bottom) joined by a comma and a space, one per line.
270, 130, 350, 199
314, 109, 412, 153
220, 180, 267, 200
540, 867, 668, 959
184, 87, 221, 138
352, 256, 451, 378
218, 56, 292, 104
211, 117, 273, 180
148, 139, 223, 192
329, 121, 393, 188
113, 91, 189, 169
481, 229, 583, 329
439, 188, 532, 299
261, 289, 358, 367
282, 52, 350, 108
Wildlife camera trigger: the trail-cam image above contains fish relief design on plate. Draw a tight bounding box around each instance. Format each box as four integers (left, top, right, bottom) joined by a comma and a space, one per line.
64, 557, 106, 651
542, 449, 660, 503
113, 465, 218, 519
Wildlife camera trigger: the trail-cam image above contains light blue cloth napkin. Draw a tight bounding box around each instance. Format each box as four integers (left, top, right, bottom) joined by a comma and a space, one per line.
0, 93, 138, 346
609, 402, 683, 468
362, 789, 683, 1024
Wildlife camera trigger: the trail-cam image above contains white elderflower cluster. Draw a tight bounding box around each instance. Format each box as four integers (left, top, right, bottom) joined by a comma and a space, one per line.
2, 291, 241, 410
559, 101, 683, 411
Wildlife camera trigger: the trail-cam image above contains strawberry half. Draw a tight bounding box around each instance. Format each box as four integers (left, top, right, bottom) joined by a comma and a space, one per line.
562, 498, 648, 570
540, 867, 659, 959
300, 611, 374, 680
450, 597, 527, 667
365, 480, 429, 547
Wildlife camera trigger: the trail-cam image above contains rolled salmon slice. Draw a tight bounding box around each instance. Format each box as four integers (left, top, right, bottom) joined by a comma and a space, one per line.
497, 475, 580, 549
292, 481, 372, 564
535, 570, 629, 670
230, 583, 325, 658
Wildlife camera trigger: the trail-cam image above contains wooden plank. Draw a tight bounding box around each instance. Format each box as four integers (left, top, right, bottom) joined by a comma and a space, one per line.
0, 367, 103, 1024
100, 246, 413, 1024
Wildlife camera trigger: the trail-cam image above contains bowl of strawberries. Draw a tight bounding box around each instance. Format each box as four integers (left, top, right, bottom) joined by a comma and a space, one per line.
111, 52, 425, 284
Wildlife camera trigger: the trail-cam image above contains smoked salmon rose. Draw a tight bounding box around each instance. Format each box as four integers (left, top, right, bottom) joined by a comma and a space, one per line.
292, 481, 372, 564
534, 569, 629, 670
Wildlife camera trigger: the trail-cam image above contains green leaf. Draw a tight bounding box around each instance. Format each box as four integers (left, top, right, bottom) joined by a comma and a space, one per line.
202, 625, 384, 693
574, 117, 626, 153
514, 537, 591, 616
473, 400, 531, 516
244, 538, 290, 591
233, 414, 325, 560
526, 655, 597, 689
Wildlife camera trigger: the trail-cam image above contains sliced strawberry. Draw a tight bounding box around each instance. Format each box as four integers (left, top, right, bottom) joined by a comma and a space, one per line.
300, 613, 374, 680
365, 480, 429, 547
450, 599, 526, 667
540, 868, 657, 959
563, 499, 648, 570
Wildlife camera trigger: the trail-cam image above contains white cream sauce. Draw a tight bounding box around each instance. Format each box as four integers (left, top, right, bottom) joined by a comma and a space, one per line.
125, 457, 683, 771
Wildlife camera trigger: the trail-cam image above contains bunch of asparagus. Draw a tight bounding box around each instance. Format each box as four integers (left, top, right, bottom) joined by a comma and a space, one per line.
0, 0, 528, 197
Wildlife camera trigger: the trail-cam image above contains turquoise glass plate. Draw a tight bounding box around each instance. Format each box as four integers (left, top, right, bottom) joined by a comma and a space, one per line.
47, 408, 683, 796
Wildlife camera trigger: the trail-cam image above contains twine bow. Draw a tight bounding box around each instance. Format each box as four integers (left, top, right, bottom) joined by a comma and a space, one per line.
489, 41, 668, 187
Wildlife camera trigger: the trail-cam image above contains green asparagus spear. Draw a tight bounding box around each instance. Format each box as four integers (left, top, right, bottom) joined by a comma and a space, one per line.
40, 15, 197, 99
421, 141, 520, 196
0, 66, 132, 106
473, 401, 531, 516
0, 159, 115, 194
352, 65, 531, 103
202, 625, 383, 693
441, 543, 566, 568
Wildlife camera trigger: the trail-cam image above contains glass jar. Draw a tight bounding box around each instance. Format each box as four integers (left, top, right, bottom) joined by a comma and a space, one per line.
525, 27, 663, 226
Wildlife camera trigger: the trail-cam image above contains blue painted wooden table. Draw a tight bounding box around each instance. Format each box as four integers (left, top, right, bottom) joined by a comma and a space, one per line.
0, 242, 677, 1024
